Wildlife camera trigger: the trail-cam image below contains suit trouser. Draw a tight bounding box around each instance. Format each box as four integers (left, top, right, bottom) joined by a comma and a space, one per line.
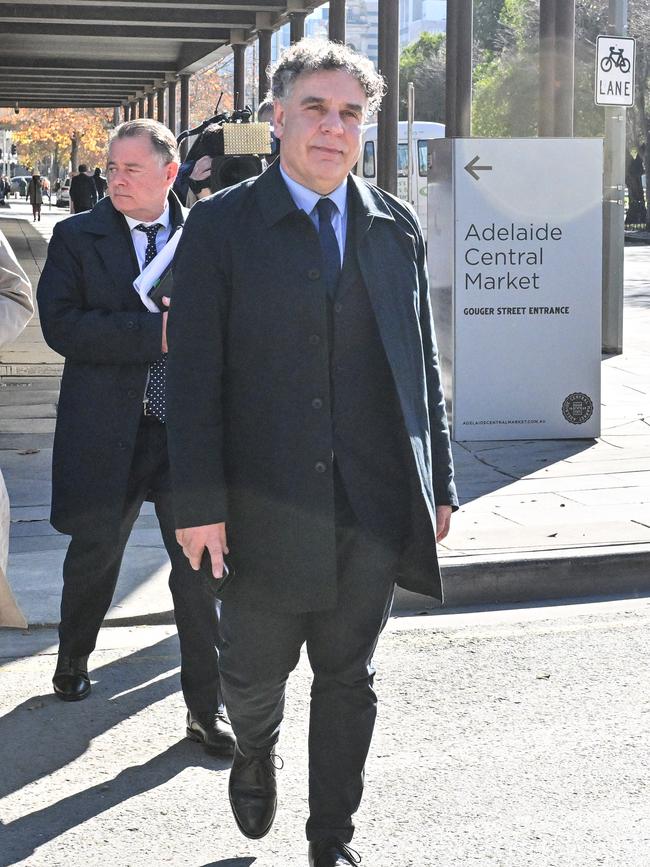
219, 498, 397, 844
58, 416, 224, 714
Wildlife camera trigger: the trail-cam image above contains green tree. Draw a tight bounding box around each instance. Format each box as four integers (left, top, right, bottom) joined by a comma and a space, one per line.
399, 32, 446, 122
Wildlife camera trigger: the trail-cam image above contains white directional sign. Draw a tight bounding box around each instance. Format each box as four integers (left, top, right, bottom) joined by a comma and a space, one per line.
427, 138, 602, 441
596, 35, 635, 106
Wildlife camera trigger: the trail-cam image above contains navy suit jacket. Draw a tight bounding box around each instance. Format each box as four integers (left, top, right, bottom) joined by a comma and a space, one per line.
167, 163, 457, 610
37, 193, 185, 537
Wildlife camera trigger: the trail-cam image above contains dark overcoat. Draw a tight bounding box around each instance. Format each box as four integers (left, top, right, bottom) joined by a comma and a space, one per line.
166, 163, 457, 612
37, 193, 185, 537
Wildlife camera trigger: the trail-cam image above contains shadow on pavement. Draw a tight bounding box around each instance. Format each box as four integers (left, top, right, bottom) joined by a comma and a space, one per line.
201, 860, 257, 866
0, 633, 231, 864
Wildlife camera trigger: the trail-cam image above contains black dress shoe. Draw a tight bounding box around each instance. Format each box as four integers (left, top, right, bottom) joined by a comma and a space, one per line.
52, 655, 91, 702
228, 744, 278, 839
186, 710, 236, 757
308, 839, 361, 866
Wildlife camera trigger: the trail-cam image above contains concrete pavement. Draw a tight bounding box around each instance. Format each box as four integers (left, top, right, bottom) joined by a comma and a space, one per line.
0, 598, 648, 866
1, 200, 650, 624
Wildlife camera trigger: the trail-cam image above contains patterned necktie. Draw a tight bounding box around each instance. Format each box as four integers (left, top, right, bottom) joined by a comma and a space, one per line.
135, 222, 166, 422
316, 198, 341, 297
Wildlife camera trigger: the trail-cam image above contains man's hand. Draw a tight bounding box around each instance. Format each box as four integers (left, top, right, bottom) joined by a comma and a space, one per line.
161, 296, 170, 353
435, 505, 452, 542
176, 522, 228, 578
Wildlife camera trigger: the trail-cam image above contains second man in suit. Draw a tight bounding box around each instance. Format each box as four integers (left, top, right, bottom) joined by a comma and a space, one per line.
37, 119, 234, 756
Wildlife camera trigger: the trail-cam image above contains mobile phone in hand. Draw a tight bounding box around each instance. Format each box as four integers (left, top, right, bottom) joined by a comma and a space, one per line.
199, 548, 235, 597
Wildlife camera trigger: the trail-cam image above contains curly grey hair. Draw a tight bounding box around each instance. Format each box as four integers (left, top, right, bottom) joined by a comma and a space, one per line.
270, 38, 386, 117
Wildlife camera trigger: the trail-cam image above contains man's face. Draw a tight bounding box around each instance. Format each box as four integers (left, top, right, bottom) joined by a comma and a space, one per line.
273, 69, 367, 195
107, 135, 178, 222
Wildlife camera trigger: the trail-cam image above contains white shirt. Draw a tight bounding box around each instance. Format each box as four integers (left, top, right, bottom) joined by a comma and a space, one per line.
279, 166, 348, 265
124, 201, 171, 271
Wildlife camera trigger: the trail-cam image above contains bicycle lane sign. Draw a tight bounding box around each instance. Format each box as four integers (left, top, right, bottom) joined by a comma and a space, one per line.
596, 35, 635, 106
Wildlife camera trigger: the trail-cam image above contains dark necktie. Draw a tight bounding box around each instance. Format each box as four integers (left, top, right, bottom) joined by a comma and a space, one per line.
316, 197, 341, 297
135, 222, 166, 422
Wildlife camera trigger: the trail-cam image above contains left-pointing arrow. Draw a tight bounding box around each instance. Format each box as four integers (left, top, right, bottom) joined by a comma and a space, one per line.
464, 155, 493, 180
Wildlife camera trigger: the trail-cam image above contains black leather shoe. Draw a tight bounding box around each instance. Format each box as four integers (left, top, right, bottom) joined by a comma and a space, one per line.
186, 710, 236, 757
228, 744, 278, 839
308, 839, 361, 866
52, 655, 91, 702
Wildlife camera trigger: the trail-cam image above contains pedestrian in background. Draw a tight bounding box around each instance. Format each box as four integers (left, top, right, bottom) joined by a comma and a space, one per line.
93, 166, 107, 200
69, 164, 97, 213
167, 39, 456, 867
25, 172, 43, 222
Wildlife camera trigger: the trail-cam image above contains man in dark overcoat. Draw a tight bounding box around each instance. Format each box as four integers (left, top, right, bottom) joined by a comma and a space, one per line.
36, 119, 234, 756
166, 41, 457, 866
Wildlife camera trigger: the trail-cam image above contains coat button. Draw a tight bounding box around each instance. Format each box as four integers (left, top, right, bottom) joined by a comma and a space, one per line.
314, 461, 327, 473
308, 268, 320, 280
334, 302, 342, 313
308, 334, 320, 346
117, 441, 127, 450
127, 389, 137, 399
126, 321, 135, 329
311, 398, 323, 410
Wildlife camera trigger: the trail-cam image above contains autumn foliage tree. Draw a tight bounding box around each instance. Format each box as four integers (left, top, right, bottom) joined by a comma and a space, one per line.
6, 107, 112, 179
189, 67, 234, 129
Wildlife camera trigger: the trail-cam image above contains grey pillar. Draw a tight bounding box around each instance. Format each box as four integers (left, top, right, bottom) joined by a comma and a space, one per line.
122, 104, 129, 123
138, 97, 145, 118
146, 91, 154, 118
180, 74, 190, 159
377, 0, 399, 194
233, 43, 247, 110
539, 0, 556, 136
290, 12, 306, 44
445, 0, 473, 137
445, 1, 458, 136
602, 0, 628, 353
258, 30, 272, 103
554, 0, 575, 135
329, 0, 346, 43
113, 107, 120, 127
167, 79, 177, 135
156, 88, 165, 124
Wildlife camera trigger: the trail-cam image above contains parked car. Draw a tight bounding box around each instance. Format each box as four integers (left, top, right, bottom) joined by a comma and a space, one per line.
10, 175, 31, 197
56, 177, 71, 209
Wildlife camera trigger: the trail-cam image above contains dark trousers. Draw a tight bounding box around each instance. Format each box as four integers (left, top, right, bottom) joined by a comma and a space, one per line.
219, 490, 397, 843
58, 416, 223, 714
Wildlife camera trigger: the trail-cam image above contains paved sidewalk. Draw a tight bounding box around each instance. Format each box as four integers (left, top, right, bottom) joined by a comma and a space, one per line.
1, 202, 649, 626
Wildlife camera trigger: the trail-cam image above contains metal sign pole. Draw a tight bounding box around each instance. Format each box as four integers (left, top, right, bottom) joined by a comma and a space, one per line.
602, 0, 628, 354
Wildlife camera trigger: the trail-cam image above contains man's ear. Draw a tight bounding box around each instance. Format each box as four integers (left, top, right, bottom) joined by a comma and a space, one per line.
273, 100, 286, 140
167, 161, 180, 184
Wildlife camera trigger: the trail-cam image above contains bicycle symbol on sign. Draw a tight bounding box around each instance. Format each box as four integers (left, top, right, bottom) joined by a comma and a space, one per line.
600, 46, 631, 74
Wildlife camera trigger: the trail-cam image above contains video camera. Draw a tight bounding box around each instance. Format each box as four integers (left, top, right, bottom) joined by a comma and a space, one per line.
175, 97, 272, 206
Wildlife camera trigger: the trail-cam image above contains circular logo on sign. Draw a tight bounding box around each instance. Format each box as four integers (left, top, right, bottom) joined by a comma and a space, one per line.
562, 393, 594, 425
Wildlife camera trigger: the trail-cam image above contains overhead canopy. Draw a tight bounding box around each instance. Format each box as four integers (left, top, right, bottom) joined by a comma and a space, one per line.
0, 0, 325, 109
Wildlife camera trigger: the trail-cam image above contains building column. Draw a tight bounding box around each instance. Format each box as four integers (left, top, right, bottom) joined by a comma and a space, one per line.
179, 74, 190, 159
167, 79, 177, 136
539, 0, 575, 136
138, 97, 145, 118
329, 0, 346, 43
113, 107, 120, 127
156, 87, 165, 124
377, 0, 399, 194
290, 12, 307, 44
258, 29, 273, 104
445, 0, 473, 137
232, 43, 247, 110
122, 103, 129, 123
146, 91, 155, 118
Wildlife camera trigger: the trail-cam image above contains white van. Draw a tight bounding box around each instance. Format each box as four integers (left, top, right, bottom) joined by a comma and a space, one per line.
355, 121, 445, 233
